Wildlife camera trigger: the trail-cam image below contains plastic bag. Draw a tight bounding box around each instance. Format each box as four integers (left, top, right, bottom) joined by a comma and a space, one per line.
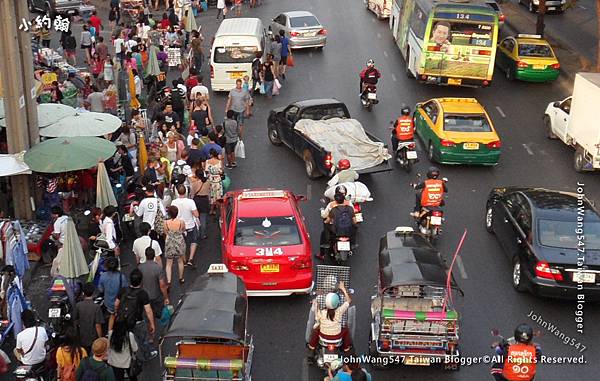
159, 305, 174, 327
234, 140, 245, 159
273, 79, 281, 96
286, 54, 295, 67
222, 174, 231, 191
259, 82, 266, 94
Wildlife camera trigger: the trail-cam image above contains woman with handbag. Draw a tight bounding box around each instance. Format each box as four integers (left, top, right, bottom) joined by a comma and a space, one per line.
163, 206, 187, 286
108, 319, 139, 381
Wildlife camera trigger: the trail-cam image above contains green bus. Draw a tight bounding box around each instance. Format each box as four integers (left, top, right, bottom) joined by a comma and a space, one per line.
390, 0, 499, 87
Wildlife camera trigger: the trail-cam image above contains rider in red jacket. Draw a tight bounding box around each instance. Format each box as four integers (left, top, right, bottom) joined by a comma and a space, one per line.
359, 59, 381, 96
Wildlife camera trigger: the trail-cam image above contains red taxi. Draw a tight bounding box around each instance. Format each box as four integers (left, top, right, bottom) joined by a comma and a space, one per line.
219, 189, 313, 296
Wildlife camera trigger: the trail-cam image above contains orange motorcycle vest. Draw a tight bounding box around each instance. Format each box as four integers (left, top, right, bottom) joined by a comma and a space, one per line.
502, 344, 537, 381
420, 179, 444, 207
395, 116, 414, 140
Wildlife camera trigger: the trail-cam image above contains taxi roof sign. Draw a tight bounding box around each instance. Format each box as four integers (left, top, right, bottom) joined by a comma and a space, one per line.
239, 190, 287, 199
207, 263, 229, 274
517, 34, 542, 39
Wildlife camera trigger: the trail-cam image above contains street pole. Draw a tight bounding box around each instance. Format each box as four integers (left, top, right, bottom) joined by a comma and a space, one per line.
536, 0, 547, 36
0, 0, 35, 219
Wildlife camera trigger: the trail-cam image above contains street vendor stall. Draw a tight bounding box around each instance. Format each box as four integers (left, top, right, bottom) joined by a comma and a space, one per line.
121, 0, 145, 24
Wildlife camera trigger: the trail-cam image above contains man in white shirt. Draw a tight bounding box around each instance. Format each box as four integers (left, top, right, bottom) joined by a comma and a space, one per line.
114, 33, 125, 66
134, 185, 166, 230
133, 222, 163, 266
125, 38, 138, 54
171, 185, 199, 268
133, 69, 142, 98
190, 75, 209, 101
16, 310, 48, 370
101, 206, 120, 256
51, 206, 69, 245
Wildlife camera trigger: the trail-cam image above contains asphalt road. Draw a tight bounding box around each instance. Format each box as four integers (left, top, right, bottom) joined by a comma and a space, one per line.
20, 1, 600, 380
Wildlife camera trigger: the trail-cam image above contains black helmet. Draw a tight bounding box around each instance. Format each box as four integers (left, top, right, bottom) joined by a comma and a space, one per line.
334, 192, 346, 204
514, 324, 533, 344
427, 166, 440, 179
335, 185, 347, 196
401, 106, 411, 116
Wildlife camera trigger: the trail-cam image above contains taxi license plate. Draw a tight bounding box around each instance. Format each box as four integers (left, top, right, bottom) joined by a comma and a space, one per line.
572, 272, 596, 283
337, 241, 351, 251
548, 6, 556, 10
355, 213, 363, 223
430, 216, 442, 226
463, 142, 479, 150
260, 264, 280, 273
448, 78, 462, 86
48, 308, 61, 318
324, 353, 339, 363
367, 92, 377, 100
403, 356, 431, 366
406, 150, 418, 159
229, 72, 245, 80
533, 65, 546, 70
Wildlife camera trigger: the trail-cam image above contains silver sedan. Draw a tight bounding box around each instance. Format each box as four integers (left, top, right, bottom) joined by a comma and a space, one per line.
269, 11, 327, 50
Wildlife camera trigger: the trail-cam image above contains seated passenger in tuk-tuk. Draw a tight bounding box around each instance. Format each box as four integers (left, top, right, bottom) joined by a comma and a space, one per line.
307, 282, 353, 357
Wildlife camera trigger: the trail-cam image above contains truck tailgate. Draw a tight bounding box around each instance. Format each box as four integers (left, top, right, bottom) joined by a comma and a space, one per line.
357, 159, 392, 175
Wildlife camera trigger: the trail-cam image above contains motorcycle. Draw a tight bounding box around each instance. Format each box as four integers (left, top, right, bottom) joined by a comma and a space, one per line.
306, 266, 356, 371
489, 329, 539, 381
323, 181, 372, 224
47, 278, 76, 340
121, 179, 144, 235
410, 173, 448, 242
360, 85, 378, 112
319, 198, 363, 264
14, 364, 47, 381
389, 122, 418, 172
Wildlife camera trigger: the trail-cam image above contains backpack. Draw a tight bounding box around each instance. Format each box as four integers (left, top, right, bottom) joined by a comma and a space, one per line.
80, 357, 108, 381
152, 198, 165, 236
171, 162, 187, 186
333, 205, 353, 237
171, 90, 184, 111
116, 287, 139, 330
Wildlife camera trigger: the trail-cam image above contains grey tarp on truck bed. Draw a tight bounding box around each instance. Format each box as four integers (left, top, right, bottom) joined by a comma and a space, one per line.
294, 118, 391, 171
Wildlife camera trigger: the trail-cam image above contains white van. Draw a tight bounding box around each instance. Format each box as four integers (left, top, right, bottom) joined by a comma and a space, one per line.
210, 18, 268, 92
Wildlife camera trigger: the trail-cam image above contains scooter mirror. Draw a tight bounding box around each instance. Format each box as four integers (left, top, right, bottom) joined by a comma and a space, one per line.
491, 329, 499, 336
83, 210, 91, 216
442, 177, 448, 183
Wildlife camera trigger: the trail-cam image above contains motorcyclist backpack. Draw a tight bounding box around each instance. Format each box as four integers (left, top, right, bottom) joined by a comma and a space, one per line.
80, 357, 108, 381
333, 205, 353, 237
171, 162, 187, 186
117, 286, 139, 330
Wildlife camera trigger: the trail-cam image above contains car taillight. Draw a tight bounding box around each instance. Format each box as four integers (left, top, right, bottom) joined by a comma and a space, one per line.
381, 339, 391, 350
318, 29, 327, 35
290, 31, 299, 37
483, 80, 490, 86
324, 152, 333, 169
440, 139, 455, 147
499, 14, 506, 22
431, 210, 443, 217
353, 203, 361, 213
408, 142, 416, 149
517, 61, 529, 68
327, 344, 336, 351
210, 64, 214, 78
551, 63, 560, 69
486, 140, 502, 149
535, 261, 563, 281
292, 257, 311, 270
230, 261, 249, 271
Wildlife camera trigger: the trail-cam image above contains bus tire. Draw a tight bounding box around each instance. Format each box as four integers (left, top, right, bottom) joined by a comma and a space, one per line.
405, 50, 414, 78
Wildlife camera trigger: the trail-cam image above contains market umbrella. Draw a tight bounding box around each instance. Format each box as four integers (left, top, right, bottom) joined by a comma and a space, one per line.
96, 161, 117, 209
184, 5, 197, 33
39, 112, 122, 137
24, 136, 116, 173
58, 217, 89, 279
146, 45, 161, 77
138, 134, 148, 175
129, 69, 141, 110
0, 103, 77, 128
0, 98, 5, 119
0, 152, 31, 177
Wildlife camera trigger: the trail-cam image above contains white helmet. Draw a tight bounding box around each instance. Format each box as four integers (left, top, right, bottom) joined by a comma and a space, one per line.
325, 292, 341, 309
366, 59, 375, 67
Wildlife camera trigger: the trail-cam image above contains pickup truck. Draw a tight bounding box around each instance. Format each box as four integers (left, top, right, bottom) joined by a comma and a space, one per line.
28, 0, 82, 17
267, 98, 392, 179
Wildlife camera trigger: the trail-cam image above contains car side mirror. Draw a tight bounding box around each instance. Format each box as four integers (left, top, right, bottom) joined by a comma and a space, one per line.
552, 101, 560, 108
295, 194, 307, 202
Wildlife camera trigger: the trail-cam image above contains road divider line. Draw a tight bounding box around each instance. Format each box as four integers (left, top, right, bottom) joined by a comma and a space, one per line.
392, 73, 397, 82
522, 143, 534, 156
383, 51, 388, 58
495, 106, 506, 118
306, 184, 312, 201
456, 255, 468, 279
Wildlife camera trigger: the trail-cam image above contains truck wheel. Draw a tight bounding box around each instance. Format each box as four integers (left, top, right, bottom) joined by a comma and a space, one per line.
405, 50, 415, 78
485, 203, 495, 234
544, 116, 557, 139
574, 147, 587, 172
303, 151, 319, 179
268, 125, 282, 146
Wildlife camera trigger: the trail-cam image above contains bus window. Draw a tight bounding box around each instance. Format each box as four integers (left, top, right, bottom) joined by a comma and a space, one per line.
409, 6, 427, 39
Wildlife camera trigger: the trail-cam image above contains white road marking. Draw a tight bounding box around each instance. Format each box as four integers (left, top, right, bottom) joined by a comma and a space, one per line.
578, 5, 587, 9
377, 33, 382, 39
456, 255, 468, 279
522, 143, 534, 155
495, 106, 506, 118
309, 52, 313, 58
392, 73, 397, 82
306, 183, 312, 200
383, 51, 388, 58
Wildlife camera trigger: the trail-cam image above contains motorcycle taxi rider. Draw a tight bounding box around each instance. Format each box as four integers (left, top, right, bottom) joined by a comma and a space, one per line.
319, 186, 358, 259
307, 282, 354, 362
391, 106, 415, 154
491, 324, 542, 381
411, 166, 447, 219
359, 59, 381, 98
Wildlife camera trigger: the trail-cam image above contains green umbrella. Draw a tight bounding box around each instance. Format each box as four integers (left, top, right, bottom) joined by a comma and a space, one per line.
146, 45, 161, 77
58, 217, 89, 279
24, 136, 116, 173
96, 161, 117, 209
0, 103, 77, 128
39, 112, 122, 137
184, 5, 197, 33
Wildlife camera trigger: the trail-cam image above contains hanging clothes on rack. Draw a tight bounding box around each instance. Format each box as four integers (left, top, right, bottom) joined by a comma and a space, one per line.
7, 283, 27, 335
7, 221, 30, 279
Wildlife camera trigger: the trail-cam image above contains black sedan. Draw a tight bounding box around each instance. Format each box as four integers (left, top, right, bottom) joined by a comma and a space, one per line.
485, 187, 600, 299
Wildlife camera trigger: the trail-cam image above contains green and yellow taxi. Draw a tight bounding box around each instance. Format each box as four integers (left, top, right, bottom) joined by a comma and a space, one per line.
496, 34, 560, 82
414, 98, 501, 166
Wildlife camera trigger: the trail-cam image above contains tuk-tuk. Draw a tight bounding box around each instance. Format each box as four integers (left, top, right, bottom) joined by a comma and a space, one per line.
369, 227, 462, 370
160, 264, 254, 380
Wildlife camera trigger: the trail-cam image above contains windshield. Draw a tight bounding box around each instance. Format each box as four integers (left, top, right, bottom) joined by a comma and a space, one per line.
300, 105, 348, 120
290, 16, 320, 28
518, 44, 553, 58
443, 114, 492, 132
538, 219, 600, 250
213, 46, 258, 64
429, 20, 494, 48
234, 216, 302, 246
